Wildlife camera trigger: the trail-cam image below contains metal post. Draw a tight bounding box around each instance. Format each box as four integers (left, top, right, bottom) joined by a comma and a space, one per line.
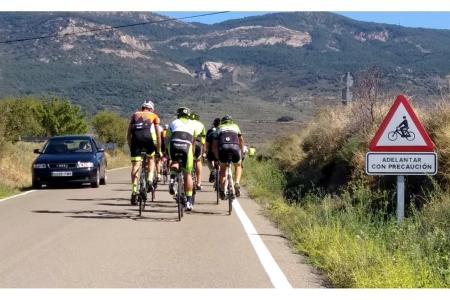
397, 175, 405, 222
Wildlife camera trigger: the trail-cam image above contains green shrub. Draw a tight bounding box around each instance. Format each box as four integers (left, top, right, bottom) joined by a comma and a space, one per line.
91, 111, 129, 147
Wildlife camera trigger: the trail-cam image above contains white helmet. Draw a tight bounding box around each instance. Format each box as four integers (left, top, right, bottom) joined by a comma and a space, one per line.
142, 100, 154, 110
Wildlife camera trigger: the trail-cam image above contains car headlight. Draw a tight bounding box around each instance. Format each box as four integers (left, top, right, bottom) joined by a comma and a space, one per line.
77, 162, 94, 168
33, 163, 47, 169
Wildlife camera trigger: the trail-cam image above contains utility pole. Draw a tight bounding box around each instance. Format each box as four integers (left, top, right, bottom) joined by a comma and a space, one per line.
341, 72, 354, 105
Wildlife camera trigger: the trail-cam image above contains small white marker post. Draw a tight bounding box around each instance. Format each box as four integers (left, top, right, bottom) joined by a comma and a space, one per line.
396, 175, 405, 222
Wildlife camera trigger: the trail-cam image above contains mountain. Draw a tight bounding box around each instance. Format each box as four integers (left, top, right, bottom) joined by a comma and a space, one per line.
1, 12, 450, 126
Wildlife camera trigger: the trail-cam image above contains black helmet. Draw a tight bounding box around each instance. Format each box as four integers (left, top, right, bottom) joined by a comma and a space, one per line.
190, 112, 200, 121
176, 107, 190, 118
220, 115, 233, 125
213, 118, 221, 127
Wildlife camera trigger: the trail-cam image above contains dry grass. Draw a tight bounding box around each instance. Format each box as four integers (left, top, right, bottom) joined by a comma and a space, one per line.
105, 149, 130, 169
267, 97, 450, 193
0, 142, 41, 189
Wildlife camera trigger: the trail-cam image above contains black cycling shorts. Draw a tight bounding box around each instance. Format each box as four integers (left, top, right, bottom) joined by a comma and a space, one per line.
194, 142, 202, 161
218, 144, 241, 164
169, 141, 193, 172
130, 136, 156, 160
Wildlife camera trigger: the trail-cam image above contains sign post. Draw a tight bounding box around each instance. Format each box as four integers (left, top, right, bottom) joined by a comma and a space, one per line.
341, 72, 354, 105
397, 175, 405, 221
365, 94, 437, 222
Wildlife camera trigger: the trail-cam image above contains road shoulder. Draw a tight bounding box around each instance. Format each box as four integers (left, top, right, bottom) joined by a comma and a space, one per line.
237, 186, 328, 288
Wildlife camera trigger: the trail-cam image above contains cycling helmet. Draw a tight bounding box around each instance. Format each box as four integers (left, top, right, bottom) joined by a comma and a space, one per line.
213, 118, 220, 127
190, 112, 200, 121
176, 107, 190, 118
142, 99, 154, 110
220, 115, 233, 125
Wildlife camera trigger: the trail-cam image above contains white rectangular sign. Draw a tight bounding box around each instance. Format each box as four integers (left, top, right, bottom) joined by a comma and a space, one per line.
366, 152, 437, 175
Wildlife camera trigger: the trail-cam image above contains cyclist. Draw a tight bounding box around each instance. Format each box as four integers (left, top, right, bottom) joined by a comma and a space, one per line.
248, 145, 256, 157
212, 115, 244, 199
151, 123, 164, 182
190, 112, 206, 191
127, 100, 161, 205
205, 118, 220, 183
167, 107, 200, 211
397, 116, 409, 137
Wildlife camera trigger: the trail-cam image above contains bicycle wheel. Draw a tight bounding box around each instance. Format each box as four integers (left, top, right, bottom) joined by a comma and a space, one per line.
406, 131, 415, 141
192, 170, 197, 205
215, 169, 220, 205
138, 194, 144, 216
227, 170, 233, 215
138, 165, 147, 216
387, 131, 398, 141
177, 172, 184, 221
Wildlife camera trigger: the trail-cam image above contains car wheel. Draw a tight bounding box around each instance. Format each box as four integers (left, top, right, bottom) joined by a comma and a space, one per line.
91, 169, 100, 188
100, 169, 107, 185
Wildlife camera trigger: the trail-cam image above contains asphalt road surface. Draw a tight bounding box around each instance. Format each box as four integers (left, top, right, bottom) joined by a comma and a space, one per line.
0, 167, 325, 288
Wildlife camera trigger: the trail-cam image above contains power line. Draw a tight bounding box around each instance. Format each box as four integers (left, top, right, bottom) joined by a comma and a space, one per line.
0, 11, 229, 45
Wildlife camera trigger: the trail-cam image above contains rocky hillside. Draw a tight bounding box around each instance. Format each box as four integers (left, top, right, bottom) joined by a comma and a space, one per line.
1, 11, 450, 119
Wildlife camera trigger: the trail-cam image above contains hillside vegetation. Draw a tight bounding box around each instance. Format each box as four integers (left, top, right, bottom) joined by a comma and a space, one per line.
243, 96, 450, 287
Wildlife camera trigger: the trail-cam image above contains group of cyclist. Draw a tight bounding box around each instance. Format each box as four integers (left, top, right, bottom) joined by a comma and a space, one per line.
126, 99, 248, 212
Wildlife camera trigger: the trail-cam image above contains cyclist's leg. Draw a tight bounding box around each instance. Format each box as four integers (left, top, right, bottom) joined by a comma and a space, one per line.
182, 144, 194, 210
168, 142, 178, 195
130, 142, 143, 204
207, 151, 216, 183
194, 142, 203, 190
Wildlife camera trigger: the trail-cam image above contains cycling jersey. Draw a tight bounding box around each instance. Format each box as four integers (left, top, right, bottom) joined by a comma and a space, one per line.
215, 123, 242, 146
215, 123, 242, 165
151, 124, 163, 143
129, 110, 160, 161
167, 117, 200, 172
192, 120, 206, 144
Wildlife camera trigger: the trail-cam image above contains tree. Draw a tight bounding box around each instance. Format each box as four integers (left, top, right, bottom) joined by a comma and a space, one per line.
0, 97, 45, 141
41, 98, 88, 136
91, 111, 128, 147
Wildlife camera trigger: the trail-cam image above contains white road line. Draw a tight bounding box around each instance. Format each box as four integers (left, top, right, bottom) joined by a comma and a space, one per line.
0, 166, 128, 202
0, 190, 36, 203
108, 166, 129, 171
233, 199, 293, 289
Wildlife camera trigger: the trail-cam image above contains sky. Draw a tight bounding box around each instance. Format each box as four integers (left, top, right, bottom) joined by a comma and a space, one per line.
159, 11, 450, 30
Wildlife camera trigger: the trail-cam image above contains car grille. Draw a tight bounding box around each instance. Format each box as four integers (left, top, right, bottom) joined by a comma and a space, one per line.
48, 163, 77, 169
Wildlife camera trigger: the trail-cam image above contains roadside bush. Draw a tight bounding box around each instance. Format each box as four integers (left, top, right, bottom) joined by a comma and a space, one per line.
91, 111, 128, 147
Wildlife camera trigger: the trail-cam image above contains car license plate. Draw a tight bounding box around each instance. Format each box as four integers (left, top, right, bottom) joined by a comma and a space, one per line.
51, 171, 73, 177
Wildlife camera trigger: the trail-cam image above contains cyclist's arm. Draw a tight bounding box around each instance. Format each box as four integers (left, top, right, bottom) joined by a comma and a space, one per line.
155, 123, 161, 155
127, 123, 132, 147
239, 135, 244, 154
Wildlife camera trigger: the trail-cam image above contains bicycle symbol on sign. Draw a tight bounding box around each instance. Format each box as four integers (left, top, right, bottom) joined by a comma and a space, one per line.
387, 116, 415, 141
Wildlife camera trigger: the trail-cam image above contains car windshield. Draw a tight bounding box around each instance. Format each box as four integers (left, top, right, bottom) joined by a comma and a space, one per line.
43, 139, 94, 154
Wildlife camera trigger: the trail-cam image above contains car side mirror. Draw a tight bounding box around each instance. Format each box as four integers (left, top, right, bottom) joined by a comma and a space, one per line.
97, 148, 105, 153
33, 149, 41, 154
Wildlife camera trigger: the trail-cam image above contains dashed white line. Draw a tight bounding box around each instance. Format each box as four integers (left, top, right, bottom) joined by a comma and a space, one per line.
233, 199, 293, 289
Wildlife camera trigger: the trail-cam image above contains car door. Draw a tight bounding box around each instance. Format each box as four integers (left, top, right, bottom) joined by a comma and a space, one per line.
92, 138, 106, 175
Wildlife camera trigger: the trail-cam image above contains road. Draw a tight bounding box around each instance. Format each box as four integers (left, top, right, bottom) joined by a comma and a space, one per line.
0, 167, 324, 288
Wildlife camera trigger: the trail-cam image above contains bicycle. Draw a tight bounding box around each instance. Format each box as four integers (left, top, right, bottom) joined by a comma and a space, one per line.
222, 154, 235, 215
148, 162, 157, 202
213, 162, 220, 205
172, 154, 186, 221
192, 161, 198, 205
161, 155, 169, 185
388, 128, 415, 141
137, 152, 149, 217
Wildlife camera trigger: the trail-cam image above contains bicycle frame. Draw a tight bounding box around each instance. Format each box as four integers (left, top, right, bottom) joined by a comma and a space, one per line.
223, 161, 234, 215
138, 152, 148, 217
